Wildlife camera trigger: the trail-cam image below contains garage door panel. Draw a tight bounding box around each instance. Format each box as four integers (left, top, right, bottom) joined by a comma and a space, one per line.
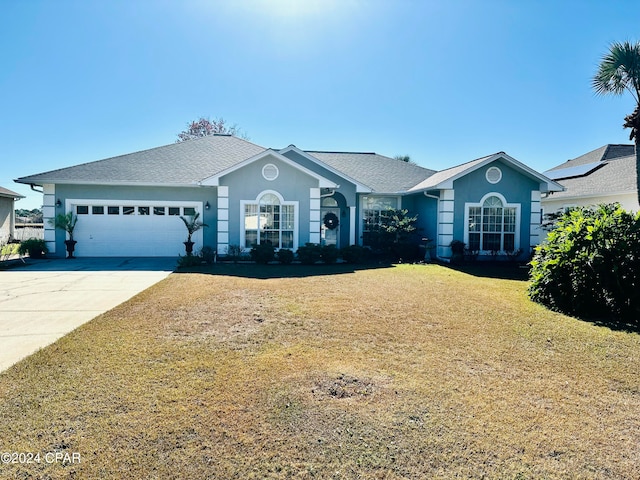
70, 202, 203, 257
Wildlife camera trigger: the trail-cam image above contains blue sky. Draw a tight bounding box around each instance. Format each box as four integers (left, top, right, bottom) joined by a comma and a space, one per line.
2, 0, 638, 210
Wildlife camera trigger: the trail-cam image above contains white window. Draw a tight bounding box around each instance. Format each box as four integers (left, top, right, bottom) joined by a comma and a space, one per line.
242, 192, 296, 249
465, 194, 519, 253
361, 196, 399, 247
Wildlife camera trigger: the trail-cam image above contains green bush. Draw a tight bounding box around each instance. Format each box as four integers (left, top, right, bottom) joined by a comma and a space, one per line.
276, 248, 294, 264
529, 204, 640, 322
321, 244, 339, 264
340, 244, 368, 264
449, 240, 465, 264
176, 254, 203, 268
18, 238, 48, 259
225, 244, 244, 263
363, 208, 420, 258
250, 243, 275, 264
200, 246, 216, 265
296, 243, 322, 265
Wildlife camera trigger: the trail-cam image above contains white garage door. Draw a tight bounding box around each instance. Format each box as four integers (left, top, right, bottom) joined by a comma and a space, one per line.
69, 200, 204, 257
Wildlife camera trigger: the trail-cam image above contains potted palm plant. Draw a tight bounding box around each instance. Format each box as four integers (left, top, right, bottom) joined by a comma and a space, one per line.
179, 212, 208, 256
49, 212, 79, 259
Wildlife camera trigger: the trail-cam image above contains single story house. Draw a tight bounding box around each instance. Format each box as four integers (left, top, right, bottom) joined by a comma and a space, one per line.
542, 144, 639, 214
0, 186, 24, 243
15, 134, 562, 259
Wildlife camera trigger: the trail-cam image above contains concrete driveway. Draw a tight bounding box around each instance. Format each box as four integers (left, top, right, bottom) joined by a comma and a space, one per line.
0, 257, 175, 372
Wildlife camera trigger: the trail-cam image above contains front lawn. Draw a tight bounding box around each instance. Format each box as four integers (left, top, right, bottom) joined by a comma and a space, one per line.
0, 264, 638, 478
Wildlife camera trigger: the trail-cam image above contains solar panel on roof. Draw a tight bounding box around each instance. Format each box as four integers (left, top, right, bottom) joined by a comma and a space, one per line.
544, 161, 604, 180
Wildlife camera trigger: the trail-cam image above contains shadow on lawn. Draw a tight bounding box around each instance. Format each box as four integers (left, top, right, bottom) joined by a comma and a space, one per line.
442, 262, 531, 281
175, 260, 531, 281
445, 263, 640, 334
174, 261, 396, 279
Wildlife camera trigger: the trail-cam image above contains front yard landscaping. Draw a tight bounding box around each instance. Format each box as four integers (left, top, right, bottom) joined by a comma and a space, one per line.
0, 264, 638, 479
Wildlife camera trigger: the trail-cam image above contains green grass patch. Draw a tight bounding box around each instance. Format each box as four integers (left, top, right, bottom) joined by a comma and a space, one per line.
0, 264, 638, 478
0, 243, 19, 255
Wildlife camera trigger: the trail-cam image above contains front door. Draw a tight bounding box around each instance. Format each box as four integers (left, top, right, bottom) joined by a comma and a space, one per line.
321, 207, 340, 247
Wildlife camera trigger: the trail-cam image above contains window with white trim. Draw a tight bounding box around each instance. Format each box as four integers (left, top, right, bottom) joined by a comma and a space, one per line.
362, 196, 399, 247
467, 195, 518, 253
243, 193, 295, 249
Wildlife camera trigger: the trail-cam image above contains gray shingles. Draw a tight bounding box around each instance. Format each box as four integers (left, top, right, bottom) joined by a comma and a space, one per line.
603, 144, 635, 161
16, 136, 559, 197
15, 135, 266, 185
306, 151, 436, 193
0, 186, 24, 198
17, 136, 438, 193
546, 144, 635, 172
546, 145, 637, 199
409, 154, 495, 191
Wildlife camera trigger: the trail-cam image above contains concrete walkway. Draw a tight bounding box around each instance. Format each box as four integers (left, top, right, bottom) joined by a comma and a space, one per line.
0, 257, 175, 372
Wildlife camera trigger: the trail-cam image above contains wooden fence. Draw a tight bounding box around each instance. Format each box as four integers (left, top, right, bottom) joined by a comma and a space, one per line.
14, 223, 44, 241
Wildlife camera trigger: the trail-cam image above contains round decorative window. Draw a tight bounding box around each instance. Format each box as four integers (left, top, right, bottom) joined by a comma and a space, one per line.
486, 166, 502, 184
262, 163, 279, 181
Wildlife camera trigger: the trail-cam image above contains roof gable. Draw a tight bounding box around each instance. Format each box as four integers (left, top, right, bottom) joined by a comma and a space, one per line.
410, 152, 563, 193
199, 149, 339, 188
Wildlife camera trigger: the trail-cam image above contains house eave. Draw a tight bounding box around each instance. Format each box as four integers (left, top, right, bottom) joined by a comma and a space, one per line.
199, 149, 340, 188
542, 189, 635, 202
14, 179, 205, 188
0, 191, 25, 200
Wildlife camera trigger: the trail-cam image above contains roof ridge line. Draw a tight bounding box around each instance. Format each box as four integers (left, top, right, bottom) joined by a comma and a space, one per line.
304, 150, 378, 155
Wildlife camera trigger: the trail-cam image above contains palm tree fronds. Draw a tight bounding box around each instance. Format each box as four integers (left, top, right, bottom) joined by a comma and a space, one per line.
593, 40, 640, 207
592, 41, 640, 101
179, 212, 208, 243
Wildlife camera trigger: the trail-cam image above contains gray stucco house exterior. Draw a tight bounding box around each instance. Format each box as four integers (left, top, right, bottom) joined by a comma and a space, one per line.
15, 134, 562, 259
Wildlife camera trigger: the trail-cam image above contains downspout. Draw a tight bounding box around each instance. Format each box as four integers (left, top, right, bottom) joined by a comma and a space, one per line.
320, 188, 339, 198
30, 184, 43, 193
423, 191, 450, 263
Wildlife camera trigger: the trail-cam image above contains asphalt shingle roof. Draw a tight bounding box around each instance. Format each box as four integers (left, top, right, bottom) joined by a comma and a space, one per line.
15, 135, 267, 186
547, 144, 635, 171
306, 151, 436, 193
16, 136, 438, 193
545, 144, 637, 199
0, 186, 24, 199
16, 135, 558, 196
409, 154, 495, 191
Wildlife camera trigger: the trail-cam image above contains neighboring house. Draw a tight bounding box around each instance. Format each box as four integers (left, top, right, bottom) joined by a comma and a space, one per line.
0, 186, 24, 243
542, 144, 640, 215
14, 134, 562, 259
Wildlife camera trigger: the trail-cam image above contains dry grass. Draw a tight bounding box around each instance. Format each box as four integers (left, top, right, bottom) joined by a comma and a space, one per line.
0, 264, 638, 479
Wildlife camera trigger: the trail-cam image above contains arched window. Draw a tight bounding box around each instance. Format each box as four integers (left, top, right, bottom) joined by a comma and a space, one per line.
243, 192, 295, 249
321, 196, 338, 207
467, 195, 518, 252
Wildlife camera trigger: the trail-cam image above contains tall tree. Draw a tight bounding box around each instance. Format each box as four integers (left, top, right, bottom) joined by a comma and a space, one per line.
176, 116, 247, 142
592, 40, 640, 205
394, 154, 412, 163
